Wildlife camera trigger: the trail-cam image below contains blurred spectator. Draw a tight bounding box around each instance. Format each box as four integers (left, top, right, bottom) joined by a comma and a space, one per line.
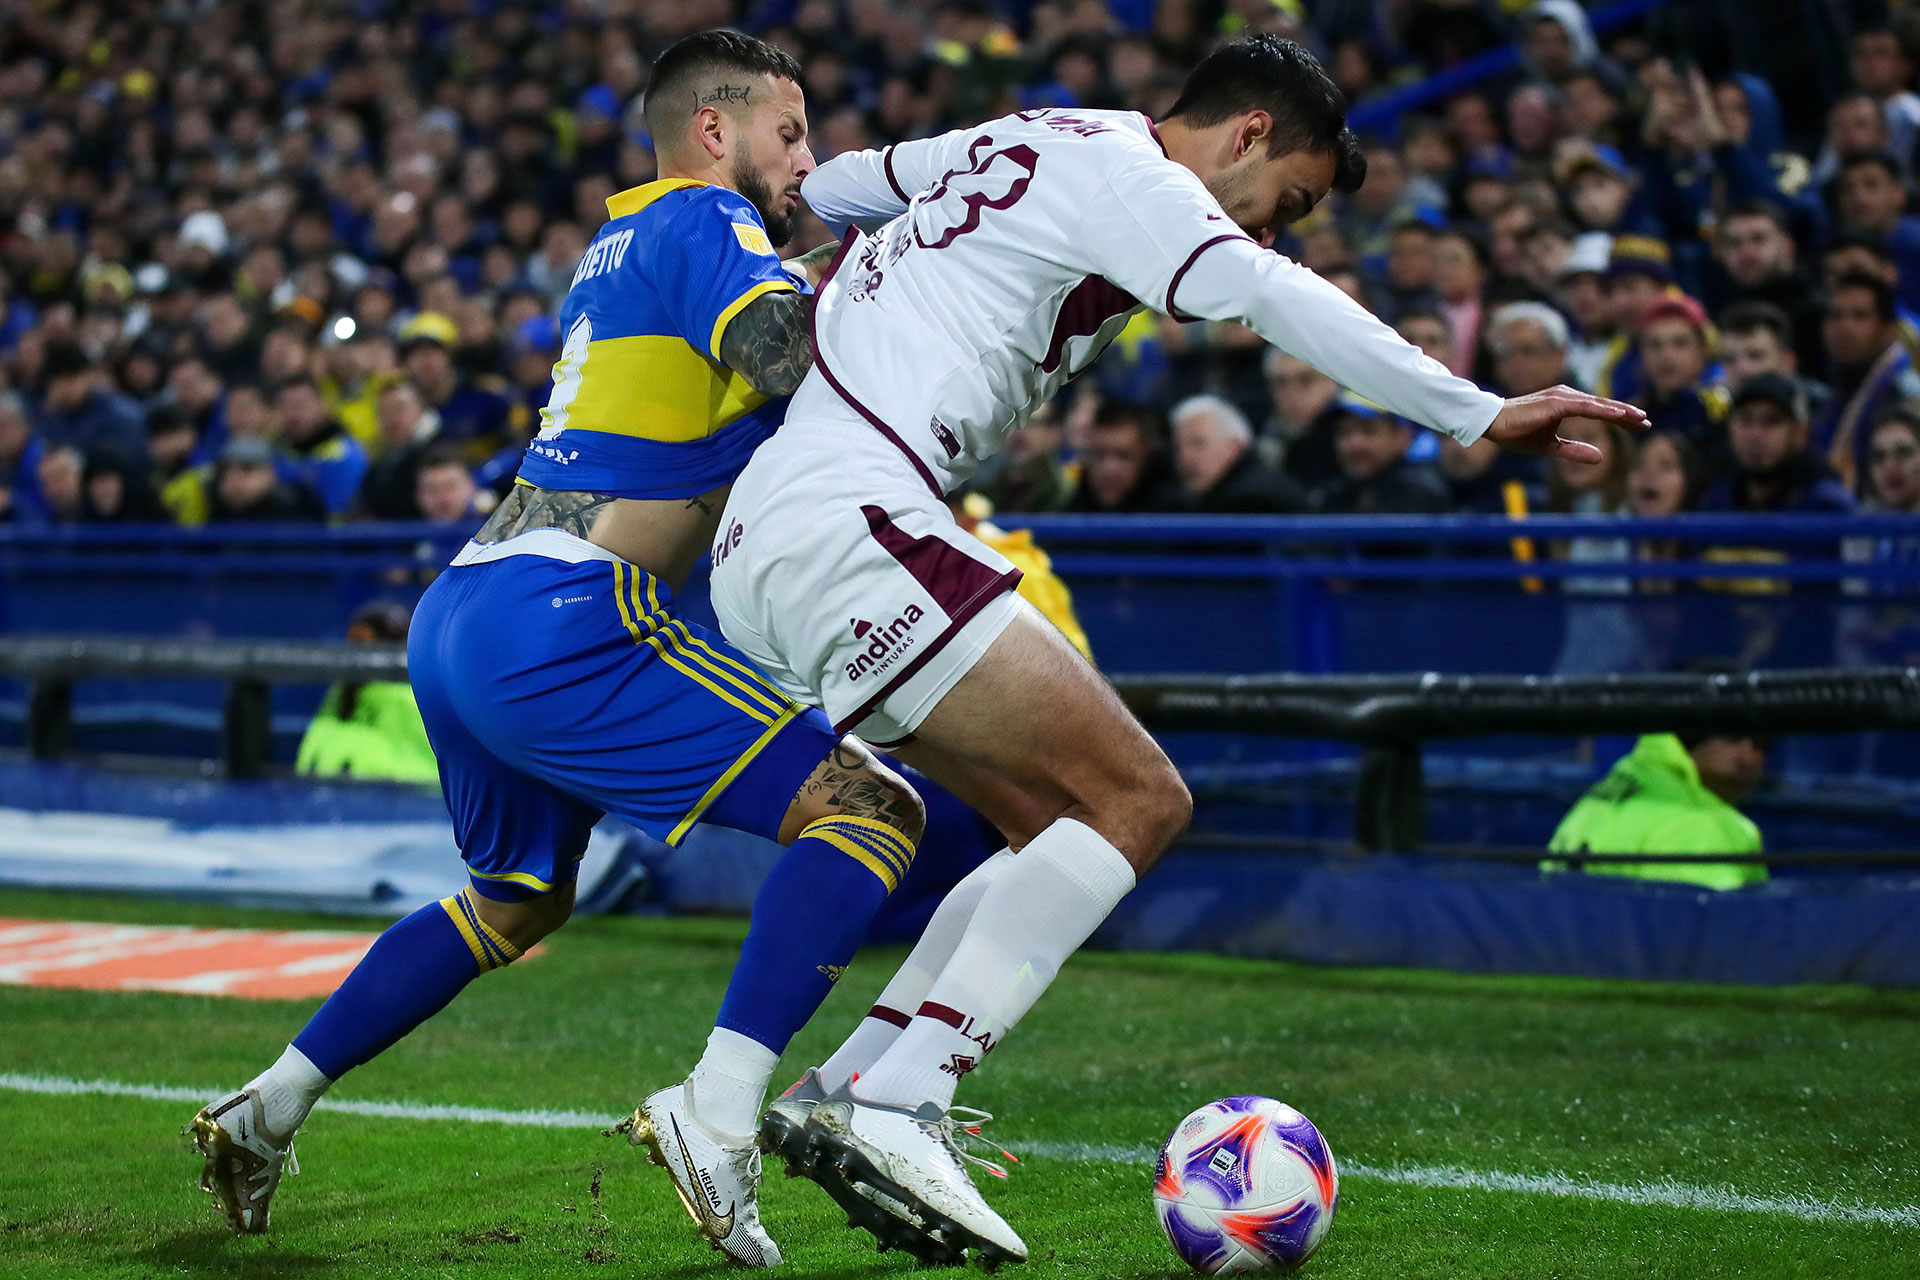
1366, 222, 1439, 324
1557, 232, 1615, 389
1545, 733, 1767, 890
1394, 310, 1455, 370
975, 402, 1075, 514
1632, 295, 1728, 446
39, 343, 145, 467
147, 408, 210, 527
1817, 272, 1920, 493
1702, 374, 1856, 515
275, 375, 369, 517
1168, 395, 1304, 514
1487, 301, 1572, 397
1831, 151, 1920, 311
1310, 396, 1450, 515
81, 451, 165, 523
1709, 202, 1824, 374
1069, 401, 1176, 514
1850, 27, 1920, 178
1430, 229, 1488, 379
414, 446, 486, 525
398, 313, 510, 463
209, 438, 320, 523
1594, 235, 1676, 401
1866, 409, 1920, 514
0, 391, 46, 524
296, 600, 438, 785
36, 446, 85, 525
1262, 351, 1343, 491
358, 382, 440, 521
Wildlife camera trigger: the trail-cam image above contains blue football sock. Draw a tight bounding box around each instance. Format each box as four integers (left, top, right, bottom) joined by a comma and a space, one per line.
292, 888, 522, 1080
716, 816, 914, 1054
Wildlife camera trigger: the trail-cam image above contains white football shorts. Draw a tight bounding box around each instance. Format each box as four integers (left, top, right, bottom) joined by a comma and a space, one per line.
710, 378, 1024, 746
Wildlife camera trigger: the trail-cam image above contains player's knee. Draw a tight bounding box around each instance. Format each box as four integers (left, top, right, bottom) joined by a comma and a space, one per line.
782, 739, 928, 847
468, 882, 574, 954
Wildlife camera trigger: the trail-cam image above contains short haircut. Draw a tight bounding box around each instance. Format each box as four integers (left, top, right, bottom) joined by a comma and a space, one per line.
1161, 36, 1366, 194
642, 30, 803, 148
1718, 300, 1792, 345
1487, 301, 1570, 355
274, 373, 321, 396
1436, 226, 1490, 268
1830, 269, 1897, 323
1170, 394, 1253, 445
1838, 148, 1903, 183
1720, 199, 1789, 234
1093, 398, 1155, 432
1823, 229, 1897, 263
416, 442, 470, 474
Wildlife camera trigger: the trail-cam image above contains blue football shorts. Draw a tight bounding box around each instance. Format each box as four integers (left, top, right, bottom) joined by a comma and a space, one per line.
408, 531, 841, 902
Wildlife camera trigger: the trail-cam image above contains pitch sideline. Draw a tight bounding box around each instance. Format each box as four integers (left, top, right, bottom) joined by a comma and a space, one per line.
4, 1071, 1914, 1231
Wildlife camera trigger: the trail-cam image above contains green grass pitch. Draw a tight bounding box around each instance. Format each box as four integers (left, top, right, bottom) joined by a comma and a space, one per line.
1, 886, 1916, 1279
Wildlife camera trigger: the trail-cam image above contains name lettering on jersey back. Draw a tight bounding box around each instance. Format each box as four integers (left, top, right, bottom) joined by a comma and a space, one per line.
571, 228, 636, 287
1013, 108, 1114, 137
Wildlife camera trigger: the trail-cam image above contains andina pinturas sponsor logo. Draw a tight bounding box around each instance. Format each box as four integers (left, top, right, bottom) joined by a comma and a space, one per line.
844, 605, 926, 681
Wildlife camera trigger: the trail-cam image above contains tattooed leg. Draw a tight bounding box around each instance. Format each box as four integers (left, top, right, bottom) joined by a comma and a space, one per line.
780, 739, 927, 845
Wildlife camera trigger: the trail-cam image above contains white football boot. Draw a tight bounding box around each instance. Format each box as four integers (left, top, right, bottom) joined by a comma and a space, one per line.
804, 1087, 1026, 1268
188, 1088, 298, 1233
610, 1082, 782, 1267
758, 1067, 828, 1174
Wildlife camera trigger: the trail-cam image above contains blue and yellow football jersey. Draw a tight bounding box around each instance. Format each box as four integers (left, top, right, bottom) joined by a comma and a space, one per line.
516, 179, 808, 499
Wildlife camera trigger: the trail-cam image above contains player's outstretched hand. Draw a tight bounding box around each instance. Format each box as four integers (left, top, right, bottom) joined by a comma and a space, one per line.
1484, 386, 1650, 465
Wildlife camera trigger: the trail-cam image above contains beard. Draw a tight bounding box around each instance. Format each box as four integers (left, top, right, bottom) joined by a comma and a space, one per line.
731, 147, 795, 248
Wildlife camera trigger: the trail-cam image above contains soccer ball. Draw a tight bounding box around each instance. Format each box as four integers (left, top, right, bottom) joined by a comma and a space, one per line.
1152, 1096, 1339, 1274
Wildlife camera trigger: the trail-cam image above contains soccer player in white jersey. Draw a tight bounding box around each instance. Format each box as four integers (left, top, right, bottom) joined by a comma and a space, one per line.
713, 37, 1647, 1263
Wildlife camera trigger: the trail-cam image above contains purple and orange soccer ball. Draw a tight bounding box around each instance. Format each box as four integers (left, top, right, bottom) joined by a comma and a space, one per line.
1152, 1096, 1340, 1274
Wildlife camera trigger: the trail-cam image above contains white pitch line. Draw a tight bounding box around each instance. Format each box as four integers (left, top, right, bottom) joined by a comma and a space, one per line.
4, 1072, 1915, 1230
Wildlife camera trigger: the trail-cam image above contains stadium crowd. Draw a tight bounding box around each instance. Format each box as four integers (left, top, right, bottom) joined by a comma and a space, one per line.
2, 0, 1919, 550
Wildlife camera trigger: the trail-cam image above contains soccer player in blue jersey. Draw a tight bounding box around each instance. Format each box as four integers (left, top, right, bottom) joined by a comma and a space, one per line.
191, 33, 928, 1267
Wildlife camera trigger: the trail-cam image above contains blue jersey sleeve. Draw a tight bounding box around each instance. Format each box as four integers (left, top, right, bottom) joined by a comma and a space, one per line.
653, 188, 802, 362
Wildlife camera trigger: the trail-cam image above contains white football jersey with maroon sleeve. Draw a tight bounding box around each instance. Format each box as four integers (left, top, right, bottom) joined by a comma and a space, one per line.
802, 108, 1502, 496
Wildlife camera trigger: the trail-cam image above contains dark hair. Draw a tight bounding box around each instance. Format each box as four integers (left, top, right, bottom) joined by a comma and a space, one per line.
1718, 300, 1793, 345
1823, 229, 1897, 263
416, 442, 470, 474
1874, 401, 1920, 443
1720, 199, 1789, 234
1092, 398, 1156, 435
274, 372, 321, 396
1829, 269, 1897, 323
1633, 429, 1706, 510
1837, 148, 1903, 182
643, 30, 804, 146
1161, 37, 1366, 194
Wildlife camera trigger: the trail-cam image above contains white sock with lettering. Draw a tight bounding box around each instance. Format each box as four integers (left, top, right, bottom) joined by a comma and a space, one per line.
818, 848, 1014, 1092
246, 1045, 331, 1141
852, 819, 1134, 1111
687, 1027, 778, 1141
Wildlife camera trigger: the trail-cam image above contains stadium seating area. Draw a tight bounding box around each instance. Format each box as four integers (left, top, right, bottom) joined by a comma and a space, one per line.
3, 0, 1919, 542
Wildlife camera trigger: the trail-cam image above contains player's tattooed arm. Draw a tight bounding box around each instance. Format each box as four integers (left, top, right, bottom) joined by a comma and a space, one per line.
473, 484, 620, 543
799, 742, 929, 842
719, 290, 816, 398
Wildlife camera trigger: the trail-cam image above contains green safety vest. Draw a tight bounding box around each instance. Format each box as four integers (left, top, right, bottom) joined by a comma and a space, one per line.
295, 681, 440, 785
1543, 733, 1766, 891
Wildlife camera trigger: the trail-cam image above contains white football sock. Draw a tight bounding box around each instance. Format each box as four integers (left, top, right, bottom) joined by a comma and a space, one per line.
818, 847, 1014, 1092
246, 1045, 331, 1140
687, 1026, 779, 1140
853, 819, 1135, 1111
